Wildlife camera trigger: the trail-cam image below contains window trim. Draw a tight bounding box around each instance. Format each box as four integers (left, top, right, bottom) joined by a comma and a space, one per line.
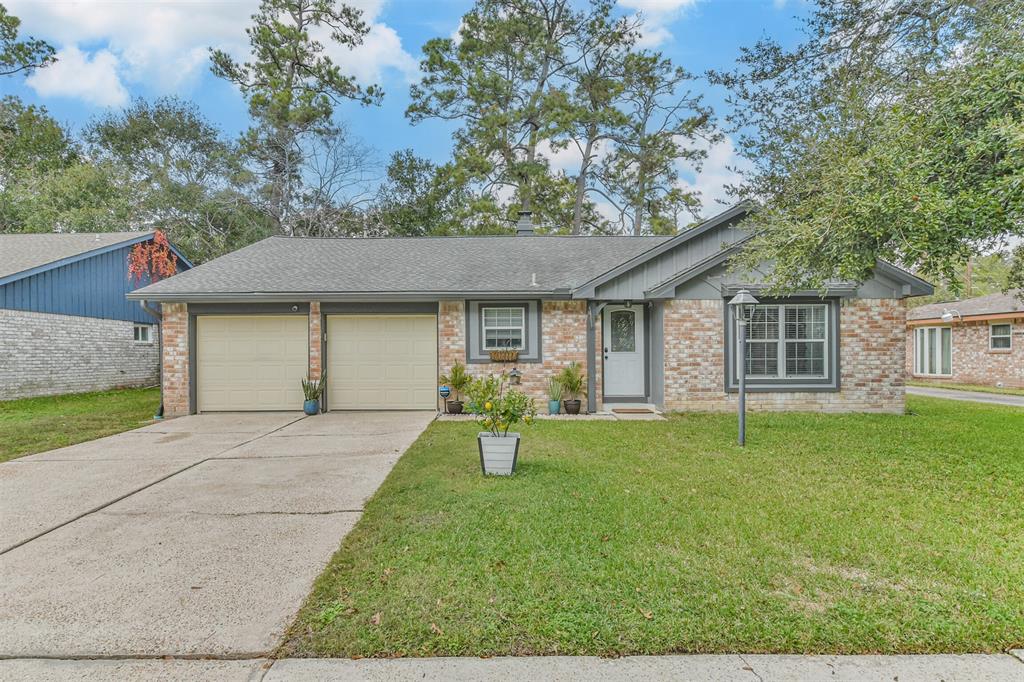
913, 325, 953, 376
989, 322, 1013, 351
133, 323, 153, 345
481, 305, 526, 351
724, 297, 840, 392
465, 300, 542, 363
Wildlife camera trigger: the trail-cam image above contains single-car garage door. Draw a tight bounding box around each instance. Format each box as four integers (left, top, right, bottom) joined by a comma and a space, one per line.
326, 315, 437, 410
196, 315, 308, 412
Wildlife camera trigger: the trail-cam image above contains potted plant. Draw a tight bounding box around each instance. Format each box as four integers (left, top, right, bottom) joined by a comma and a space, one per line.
547, 377, 563, 415
558, 361, 586, 414
301, 372, 326, 415
438, 361, 471, 414
465, 373, 536, 476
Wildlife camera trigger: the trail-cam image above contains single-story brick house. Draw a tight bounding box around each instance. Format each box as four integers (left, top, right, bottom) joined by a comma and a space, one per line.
127, 205, 931, 416
0, 231, 191, 400
906, 290, 1023, 388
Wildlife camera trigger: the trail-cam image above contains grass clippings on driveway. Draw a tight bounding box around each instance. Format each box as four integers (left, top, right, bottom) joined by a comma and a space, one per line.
0, 387, 159, 462
283, 396, 1024, 658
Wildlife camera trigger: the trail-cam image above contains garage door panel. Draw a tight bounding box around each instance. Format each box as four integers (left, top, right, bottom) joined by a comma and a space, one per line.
197, 315, 308, 412
326, 315, 436, 410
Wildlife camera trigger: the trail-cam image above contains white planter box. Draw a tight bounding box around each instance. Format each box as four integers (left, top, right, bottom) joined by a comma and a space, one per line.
478, 432, 520, 476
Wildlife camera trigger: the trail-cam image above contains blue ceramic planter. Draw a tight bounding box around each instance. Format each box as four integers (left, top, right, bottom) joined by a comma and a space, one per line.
303, 399, 319, 415
548, 399, 561, 415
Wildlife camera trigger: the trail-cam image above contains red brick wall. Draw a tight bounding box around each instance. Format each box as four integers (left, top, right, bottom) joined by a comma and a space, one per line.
663, 298, 906, 413
160, 302, 190, 417
309, 301, 322, 381
905, 316, 1024, 388
437, 299, 599, 411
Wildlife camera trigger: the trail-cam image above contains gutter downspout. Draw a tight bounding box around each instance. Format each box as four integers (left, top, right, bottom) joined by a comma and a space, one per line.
140, 300, 164, 420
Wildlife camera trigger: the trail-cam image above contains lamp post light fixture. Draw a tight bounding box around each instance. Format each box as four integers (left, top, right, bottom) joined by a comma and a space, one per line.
728, 289, 759, 446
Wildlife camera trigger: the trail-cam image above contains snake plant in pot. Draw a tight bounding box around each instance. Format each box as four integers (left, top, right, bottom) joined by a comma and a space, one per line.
547, 377, 563, 415
465, 373, 536, 475
301, 372, 326, 415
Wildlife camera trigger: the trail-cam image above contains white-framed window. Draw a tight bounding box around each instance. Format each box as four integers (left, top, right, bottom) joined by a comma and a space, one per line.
743, 303, 829, 379
481, 306, 525, 350
990, 323, 1012, 350
913, 326, 952, 376
133, 324, 153, 344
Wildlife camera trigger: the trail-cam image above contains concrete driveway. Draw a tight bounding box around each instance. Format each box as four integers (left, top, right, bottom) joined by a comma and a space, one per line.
907, 385, 1024, 407
0, 411, 434, 658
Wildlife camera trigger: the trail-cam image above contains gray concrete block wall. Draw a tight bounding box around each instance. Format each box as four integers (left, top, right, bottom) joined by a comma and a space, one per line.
0, 309, 160, 400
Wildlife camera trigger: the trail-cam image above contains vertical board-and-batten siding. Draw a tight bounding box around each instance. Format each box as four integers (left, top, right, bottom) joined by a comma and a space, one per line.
594, 224, 747, 300
0, 244, 166, 324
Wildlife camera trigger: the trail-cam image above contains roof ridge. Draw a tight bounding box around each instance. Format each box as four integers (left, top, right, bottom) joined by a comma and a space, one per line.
267, 234, 672, 241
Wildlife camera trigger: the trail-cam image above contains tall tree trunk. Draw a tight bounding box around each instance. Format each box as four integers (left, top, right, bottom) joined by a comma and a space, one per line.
572, 126, 597, 235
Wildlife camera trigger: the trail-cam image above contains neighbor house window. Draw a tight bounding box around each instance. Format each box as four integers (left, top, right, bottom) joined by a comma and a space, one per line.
990, 323, 1012, 350
481, 306, 525, 350
133, 324, 152, 344
914, 326, 952, 375
743, 303, 828, 379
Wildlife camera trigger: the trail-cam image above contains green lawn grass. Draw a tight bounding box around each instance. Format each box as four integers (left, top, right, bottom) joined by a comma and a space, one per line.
283, 396, 1024, 657
0, 387, 160, 462
908, 379, 1024, 397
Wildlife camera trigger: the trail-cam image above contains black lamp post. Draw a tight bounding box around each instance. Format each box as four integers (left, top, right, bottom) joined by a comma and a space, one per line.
728, 289, 759, 446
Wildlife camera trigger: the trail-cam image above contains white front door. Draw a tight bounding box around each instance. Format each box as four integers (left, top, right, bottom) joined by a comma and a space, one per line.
603, 305, 645, 397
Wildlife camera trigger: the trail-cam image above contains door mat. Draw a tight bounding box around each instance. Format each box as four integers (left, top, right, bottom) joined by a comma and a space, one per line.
612, 408, 655, 414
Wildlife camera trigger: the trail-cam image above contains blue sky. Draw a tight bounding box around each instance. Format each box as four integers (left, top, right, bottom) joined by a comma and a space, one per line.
1, 0, 807, 215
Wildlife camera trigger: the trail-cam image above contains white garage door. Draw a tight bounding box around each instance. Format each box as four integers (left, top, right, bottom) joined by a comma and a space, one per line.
326, 315, 437, 410
196, 315, 308, 412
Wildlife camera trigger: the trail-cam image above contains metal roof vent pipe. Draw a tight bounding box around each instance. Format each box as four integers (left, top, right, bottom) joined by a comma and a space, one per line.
516, 210, 535, 236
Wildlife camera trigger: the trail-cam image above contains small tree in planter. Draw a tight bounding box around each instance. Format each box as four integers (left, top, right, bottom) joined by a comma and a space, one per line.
438, 361, 472, 414
301, 372, 326, 415
465, 373, 536, 475
558, 361, 586, 414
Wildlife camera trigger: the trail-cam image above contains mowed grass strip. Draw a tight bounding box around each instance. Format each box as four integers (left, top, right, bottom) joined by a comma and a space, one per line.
0, 387, 159, 462
283, 396, 1024, 657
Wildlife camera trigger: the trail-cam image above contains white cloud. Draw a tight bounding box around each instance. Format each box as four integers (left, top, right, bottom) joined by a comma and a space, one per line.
319, 21, 420, 85
7, 0, 416, 103
618, 0, 700, 48
25, 46, 128, 107
676, 135, 752, 217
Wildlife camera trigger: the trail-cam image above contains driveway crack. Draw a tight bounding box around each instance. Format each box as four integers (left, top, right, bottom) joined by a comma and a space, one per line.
0, 415, 307, 556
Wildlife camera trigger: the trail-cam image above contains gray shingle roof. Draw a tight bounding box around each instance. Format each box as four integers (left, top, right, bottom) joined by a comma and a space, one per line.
0, 231, 154, 281
128, 234, 673, 300
908, 289, 1024, 320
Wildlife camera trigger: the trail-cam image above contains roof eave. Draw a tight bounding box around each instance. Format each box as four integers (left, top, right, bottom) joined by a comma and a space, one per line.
127, 289, 575, 303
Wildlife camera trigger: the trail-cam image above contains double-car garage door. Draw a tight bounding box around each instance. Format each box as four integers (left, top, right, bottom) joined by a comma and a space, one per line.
195, 314, 436, 412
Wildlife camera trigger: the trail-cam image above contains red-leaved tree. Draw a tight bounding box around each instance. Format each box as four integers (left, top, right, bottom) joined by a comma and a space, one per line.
127, 230, 178, 284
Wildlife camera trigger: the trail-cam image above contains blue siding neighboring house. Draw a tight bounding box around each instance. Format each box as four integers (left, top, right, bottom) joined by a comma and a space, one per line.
0, 232, 192, 400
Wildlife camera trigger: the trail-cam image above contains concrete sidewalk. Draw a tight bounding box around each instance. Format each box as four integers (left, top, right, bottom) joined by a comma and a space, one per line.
2, 653, 1022, 681
907, 385, 1024, 407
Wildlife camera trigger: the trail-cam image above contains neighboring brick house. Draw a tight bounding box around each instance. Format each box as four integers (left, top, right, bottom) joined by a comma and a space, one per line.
128, 204, 931, 417
0, 232, 192, 400
906, 290, 1024, 389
